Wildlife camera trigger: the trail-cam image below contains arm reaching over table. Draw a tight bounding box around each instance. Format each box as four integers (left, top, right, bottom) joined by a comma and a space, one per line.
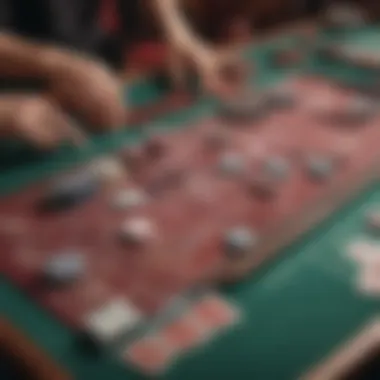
0, 32, 125, 140
0, 94, 82, 149
152, 0, 246, 94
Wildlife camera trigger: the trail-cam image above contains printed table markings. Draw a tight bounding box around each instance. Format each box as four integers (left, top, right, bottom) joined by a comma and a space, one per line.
346, 240, 380, 265
125, 335, 176, 374
346, 239, 380, 296
3, 74, 380, 328
192, 295, 240, 329
161, 313, 206, 350
77, 279, 112, 310
357, 269, 380, 295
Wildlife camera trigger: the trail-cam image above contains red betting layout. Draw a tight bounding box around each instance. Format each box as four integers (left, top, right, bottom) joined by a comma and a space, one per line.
0, 75, 379, 338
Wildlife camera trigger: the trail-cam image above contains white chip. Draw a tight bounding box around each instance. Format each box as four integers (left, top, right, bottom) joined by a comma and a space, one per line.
218, 153, 245, 175
91, 157, 125, 182
43, 250, 85, 284
120, 217, 155, 244
224, 227, 258, 258
84, 298, 143, 344
111, 189, 147, 210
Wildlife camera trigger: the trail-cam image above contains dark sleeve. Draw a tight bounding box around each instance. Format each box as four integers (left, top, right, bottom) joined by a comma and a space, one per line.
117, 0, 143, 42
45, 0, 104, 52
0, 0, 12, 30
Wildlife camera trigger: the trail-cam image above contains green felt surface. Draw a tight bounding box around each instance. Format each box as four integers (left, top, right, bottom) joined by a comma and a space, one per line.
1, 26, 380, 380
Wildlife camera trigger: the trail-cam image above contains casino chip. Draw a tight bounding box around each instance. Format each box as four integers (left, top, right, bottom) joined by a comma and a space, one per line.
218, 153, 245, 176
218, 92, 267, 122
91, 157, 125, 182
42, 250, 85, 285
305, 156, 334, 181
39, 170, 99, 212
224, 227, 258, 258
262, 156, 290, 181
111, 189, 147, 210
119, 217, 156, 245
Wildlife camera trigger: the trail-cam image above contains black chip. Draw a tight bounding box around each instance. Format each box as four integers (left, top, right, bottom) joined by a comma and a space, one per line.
37, 171, 99, 213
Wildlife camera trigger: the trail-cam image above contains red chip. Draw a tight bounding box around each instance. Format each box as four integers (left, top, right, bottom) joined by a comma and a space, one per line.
126, 336, 174, 374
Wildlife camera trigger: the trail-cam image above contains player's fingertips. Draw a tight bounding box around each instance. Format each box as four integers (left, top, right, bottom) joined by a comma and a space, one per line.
87, 102, 125, 131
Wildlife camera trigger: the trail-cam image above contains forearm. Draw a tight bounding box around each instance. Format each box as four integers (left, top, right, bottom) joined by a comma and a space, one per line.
153, 0, 209, 57
0, 32, 53, 79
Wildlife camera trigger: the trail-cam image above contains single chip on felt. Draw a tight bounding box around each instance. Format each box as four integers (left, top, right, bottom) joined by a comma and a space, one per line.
218, 153, 245, 176
119, 217, 156, 245
125, 336, 175, 374
218, 92, 267, 121
192, 295, 239, 328
91, 157, 125, 182
83, 298, 143, 344
42, 250, 85, 285
305, 156, 334, 181
161, 313, 205, 350
262, 156, 290, 180
224, 226, 258, 258
111, 189, 147, 210
39, 170, 99, 212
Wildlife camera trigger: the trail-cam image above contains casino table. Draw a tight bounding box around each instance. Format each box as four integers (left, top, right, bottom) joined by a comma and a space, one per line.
1, 23, 380, 380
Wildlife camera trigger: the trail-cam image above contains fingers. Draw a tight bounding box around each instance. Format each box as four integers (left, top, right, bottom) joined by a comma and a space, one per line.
0, 95, 81, 149
166, 48, 189, 89
200, 50, 247, 96
45, 53, 126, 131
58, 78, 125, 131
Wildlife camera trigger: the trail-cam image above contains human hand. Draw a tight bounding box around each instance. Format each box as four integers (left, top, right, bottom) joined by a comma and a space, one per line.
169, 45, 247, 96
44, 49, 126, 131
0, 95, 83, 149
195, 48, 247, 95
